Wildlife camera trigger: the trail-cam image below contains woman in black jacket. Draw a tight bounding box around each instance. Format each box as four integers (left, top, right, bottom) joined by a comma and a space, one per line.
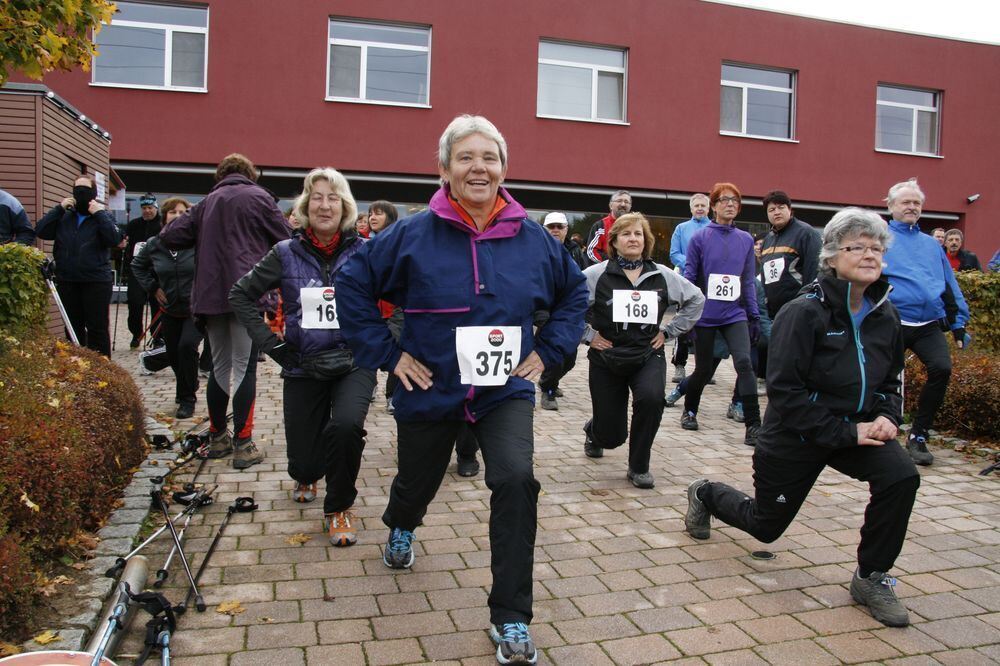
685, 207, 920, 628
131, 197, 202, 418
582, 213, 704, 488
35, 174, 121, 357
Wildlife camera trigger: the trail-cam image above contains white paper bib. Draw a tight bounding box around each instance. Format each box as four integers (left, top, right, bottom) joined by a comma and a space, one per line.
611, 289, 657, 324
300, 287, 339, 329
762, 257, 785, 285
707, 273, 741, 301
456, 326, 521, 386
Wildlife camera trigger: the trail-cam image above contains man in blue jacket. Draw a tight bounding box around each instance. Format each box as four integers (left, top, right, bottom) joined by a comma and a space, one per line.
338, 115, 586, 666
667, 193, 710, 382
882, 179, 970, 466
0, 187, 35, 245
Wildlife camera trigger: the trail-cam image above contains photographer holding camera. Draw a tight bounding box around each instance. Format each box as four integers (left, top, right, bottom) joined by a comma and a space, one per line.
35, 174, 122, 357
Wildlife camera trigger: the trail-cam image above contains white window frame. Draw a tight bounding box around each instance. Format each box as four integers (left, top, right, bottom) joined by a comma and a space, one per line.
536, 40, 628, 125
875, 84, 941, 157
720, 64, 796, 141
325, 19, 431, 108
90, 4, 209, 92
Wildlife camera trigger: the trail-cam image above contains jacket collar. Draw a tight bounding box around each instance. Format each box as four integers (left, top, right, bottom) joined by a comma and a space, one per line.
211, 173, 258, 192
806, 274, 893, 312
429, 184, 527, 240
888, 218, 921, 234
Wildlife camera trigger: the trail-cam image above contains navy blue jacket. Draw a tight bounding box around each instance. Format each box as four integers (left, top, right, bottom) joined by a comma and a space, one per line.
337, 186, 588, 423
35, 204, 121, 282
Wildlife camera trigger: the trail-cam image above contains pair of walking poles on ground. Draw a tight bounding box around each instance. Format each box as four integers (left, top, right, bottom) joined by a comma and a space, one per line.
0, 417, 256, 666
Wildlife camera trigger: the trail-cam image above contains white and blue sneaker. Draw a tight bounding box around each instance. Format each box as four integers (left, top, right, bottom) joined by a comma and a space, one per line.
382, 527, 415, 569
489, 622, 537, 664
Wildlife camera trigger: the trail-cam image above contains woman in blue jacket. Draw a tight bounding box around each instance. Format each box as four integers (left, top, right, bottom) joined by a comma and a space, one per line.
35, 174, 121, 357
229, 168, 374, 548
337, 115, 587, 666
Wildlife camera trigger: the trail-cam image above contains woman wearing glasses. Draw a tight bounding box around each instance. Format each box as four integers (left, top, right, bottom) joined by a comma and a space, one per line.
685, 207, 919, 629
680, 183, 762, 446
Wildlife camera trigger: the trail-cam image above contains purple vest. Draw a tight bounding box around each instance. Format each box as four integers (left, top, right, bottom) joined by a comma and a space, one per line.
275, 237, 364, 374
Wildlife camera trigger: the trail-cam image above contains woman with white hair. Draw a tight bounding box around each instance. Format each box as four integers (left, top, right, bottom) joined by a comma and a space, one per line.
229, 167, 375, 547
337, 114, 588, 665
685, 207, 920, 629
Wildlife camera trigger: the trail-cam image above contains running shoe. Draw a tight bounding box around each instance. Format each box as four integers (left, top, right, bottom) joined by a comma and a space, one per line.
383, 527, 415, 569
850, 570, 909, 627
906, 433, 934, 466
726, 401, 745, 423
489, 622, 537, 664
681, 411, 699, 430
685, 478, 711, 539
324, 510, 357, 547
292, 482, 317, 503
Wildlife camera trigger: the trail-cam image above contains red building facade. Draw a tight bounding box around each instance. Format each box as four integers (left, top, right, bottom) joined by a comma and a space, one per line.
23, 0, 1000, 257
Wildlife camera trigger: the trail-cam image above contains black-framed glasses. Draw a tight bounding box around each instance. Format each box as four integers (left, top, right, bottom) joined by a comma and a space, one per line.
546, 224, 567, 230
838, 245, 885, 257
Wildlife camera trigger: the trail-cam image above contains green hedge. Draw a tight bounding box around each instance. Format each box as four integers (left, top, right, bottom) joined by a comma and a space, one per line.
0, 244, 48, 337
955, 271, 1000, 354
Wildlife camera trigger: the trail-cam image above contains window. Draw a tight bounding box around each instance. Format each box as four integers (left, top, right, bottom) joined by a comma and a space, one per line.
876, 85, 940, 155
327, 19, 430, 106
93, 1, 208, 91
537, 41, 626, 123
720, 64, 795, 140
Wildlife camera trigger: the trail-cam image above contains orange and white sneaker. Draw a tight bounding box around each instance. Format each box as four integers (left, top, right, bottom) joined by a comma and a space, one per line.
292, 482, 317, 503
323, 510, 357, 547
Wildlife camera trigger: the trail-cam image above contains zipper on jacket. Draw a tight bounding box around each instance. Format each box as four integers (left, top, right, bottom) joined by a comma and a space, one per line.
846, 283, 867, 414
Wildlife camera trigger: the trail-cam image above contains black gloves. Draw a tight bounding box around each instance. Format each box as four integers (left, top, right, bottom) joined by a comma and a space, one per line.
267, 342, 299, 370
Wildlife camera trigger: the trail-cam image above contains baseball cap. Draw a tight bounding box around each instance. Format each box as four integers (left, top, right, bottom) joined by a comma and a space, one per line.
139, 193, 158, 207
543, 212, 568, 227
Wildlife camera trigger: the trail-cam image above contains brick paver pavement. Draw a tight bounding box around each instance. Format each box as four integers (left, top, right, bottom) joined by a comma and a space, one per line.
109, 313, 1000, 665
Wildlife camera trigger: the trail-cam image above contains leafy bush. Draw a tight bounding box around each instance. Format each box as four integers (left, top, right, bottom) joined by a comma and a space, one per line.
0, 244, 48, 337
955, 270, 1000, 354
0, 334, 146, 636
905, 349, 1000, 441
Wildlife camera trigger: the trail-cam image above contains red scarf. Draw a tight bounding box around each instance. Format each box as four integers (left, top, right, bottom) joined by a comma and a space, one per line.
305, 228, 341, 258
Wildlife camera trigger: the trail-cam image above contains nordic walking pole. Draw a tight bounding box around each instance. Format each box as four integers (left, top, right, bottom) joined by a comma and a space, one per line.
150, 478, 206, 611
177, 496, 257, 614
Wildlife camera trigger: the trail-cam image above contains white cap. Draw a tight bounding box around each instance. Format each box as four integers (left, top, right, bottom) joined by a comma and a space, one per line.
543, 212, 568, 226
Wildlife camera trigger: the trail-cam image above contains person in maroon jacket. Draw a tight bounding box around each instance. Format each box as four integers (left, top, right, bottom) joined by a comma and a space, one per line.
160, 153, 290, 469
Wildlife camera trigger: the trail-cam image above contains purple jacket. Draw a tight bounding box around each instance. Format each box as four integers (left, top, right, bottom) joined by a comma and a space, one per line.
160, 174, 290, 315
683, 221, 759, 327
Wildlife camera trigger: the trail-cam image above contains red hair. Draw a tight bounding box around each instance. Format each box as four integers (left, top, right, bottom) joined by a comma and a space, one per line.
709, 182, 742, 207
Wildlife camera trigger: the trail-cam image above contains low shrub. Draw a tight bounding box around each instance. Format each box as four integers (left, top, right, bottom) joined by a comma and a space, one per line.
0, 334, 146, 637
0, 535, 34, 636
955, 270, 1000, 355
905, 348, 1000, 441
0, 244, 48, 337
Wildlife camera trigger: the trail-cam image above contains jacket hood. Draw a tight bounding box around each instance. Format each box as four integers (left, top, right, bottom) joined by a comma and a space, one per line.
428, 184, 527, 240
211, 173, 259, 192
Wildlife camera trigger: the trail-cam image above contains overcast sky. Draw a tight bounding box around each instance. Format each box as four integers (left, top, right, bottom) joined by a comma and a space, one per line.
710, 0, 1000, 45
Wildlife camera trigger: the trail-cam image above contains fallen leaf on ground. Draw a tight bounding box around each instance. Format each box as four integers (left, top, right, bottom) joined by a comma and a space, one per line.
33, 630, 59, 645
259, 616, 275, 623
323, 594, 336, 602
216, 600, 246, 616
0, 641, 22, 656
20, 491, 40, 512
285, 533, 311, 545
589, 489, 610, 496
71, 562, 89, 570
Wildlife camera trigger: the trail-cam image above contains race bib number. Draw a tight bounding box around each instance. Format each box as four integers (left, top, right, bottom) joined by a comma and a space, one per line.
300, 287, 339, 329
456, 326, 521, 386
612, 289, 657, 324
762, 257, 785, 285
707, 274, 741, 301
